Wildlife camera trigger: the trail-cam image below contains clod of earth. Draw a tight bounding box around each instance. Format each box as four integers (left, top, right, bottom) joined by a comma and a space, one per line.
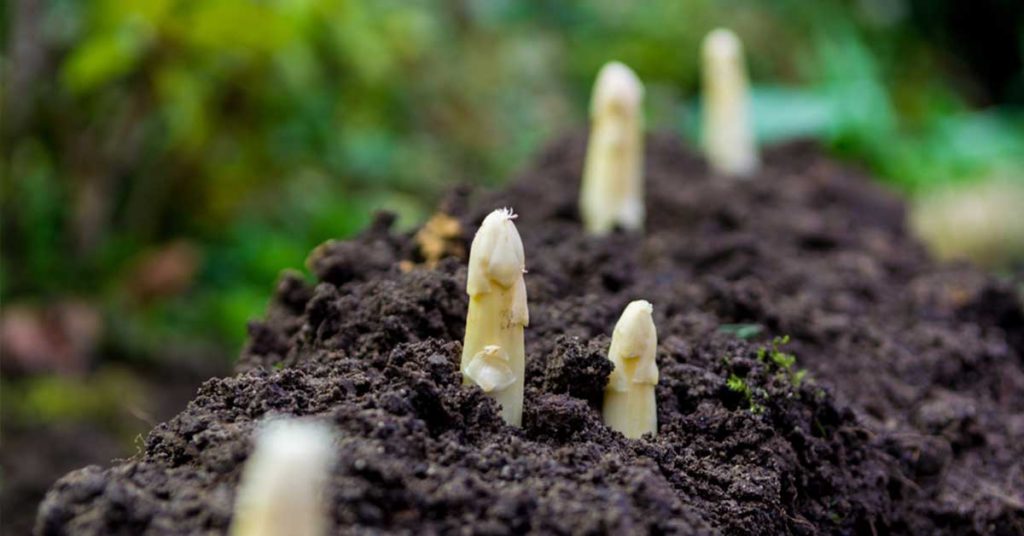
37, 134, 1024, 535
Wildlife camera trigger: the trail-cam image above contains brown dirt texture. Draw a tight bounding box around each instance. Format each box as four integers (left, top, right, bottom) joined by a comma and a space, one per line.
36, 134, 1024, 535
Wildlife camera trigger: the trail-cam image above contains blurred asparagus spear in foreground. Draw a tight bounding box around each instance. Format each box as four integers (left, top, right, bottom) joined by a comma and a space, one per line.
580, 61, 646, 235
231, 419, 335, 536
603, 300, 659, 438
702, 28, 759, 177
461, 208, 529, 426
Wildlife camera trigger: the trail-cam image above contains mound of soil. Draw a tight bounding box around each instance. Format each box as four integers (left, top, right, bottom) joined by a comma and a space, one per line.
37, 134, 1024, 534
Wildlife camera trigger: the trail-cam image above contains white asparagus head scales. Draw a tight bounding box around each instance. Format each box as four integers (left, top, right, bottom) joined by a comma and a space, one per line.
464, 345, 516, 393
701, 28, 759, 177
581, 61, 645, 235
231, 418, 335, 536
590, 62, 644, 118
466, 208, 528, 326
607, 300, 658, 391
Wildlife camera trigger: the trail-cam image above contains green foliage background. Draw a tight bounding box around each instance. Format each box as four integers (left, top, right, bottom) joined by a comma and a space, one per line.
3, 0, 1023, 364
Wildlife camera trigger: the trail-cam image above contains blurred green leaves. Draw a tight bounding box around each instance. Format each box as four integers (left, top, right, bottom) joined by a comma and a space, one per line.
1, 367, 145, 435
3, 0, 1022, 365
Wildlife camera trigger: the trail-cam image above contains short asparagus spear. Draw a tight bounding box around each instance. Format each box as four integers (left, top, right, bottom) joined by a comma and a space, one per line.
231, 419, 335, 536
701, 28, 759, 177
461, 208, 529, 426
603, 300, 659, 438
580, 61, 646, 235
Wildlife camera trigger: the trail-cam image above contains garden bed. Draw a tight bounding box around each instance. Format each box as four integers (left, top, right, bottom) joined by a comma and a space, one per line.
37, 134, 1024, 534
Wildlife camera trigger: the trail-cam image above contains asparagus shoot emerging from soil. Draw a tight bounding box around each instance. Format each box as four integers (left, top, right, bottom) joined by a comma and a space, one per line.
231, 419, 335, 536
461, 208, 529, 426
580, 61, 646, 235
602, 300, 659, 438
701, 28, 759, 177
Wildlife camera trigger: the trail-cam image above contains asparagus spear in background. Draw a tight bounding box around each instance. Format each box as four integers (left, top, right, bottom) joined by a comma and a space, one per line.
581, 61, 646, 235
702, 28, 759, 177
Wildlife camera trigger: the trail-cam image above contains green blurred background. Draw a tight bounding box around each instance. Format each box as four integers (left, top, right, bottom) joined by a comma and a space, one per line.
1, 0, 1023, 532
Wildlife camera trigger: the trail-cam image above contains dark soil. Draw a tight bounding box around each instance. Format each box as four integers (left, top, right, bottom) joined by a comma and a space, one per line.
36, 134, 1024, 535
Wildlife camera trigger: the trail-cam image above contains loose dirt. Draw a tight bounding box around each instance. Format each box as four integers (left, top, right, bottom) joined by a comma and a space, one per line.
37, 134, 1024, 535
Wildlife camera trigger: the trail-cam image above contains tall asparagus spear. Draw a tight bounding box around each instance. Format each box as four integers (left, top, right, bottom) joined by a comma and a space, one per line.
461, 208, 529, 426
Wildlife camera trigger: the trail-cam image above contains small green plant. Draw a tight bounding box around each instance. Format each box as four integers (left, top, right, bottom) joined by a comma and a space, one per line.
757, 335, 808, 388
726, 373, 764, 414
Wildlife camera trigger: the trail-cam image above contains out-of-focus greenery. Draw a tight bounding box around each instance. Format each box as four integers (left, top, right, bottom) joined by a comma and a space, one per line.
2, 0, 1023, 364
1, 366, 146, 437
